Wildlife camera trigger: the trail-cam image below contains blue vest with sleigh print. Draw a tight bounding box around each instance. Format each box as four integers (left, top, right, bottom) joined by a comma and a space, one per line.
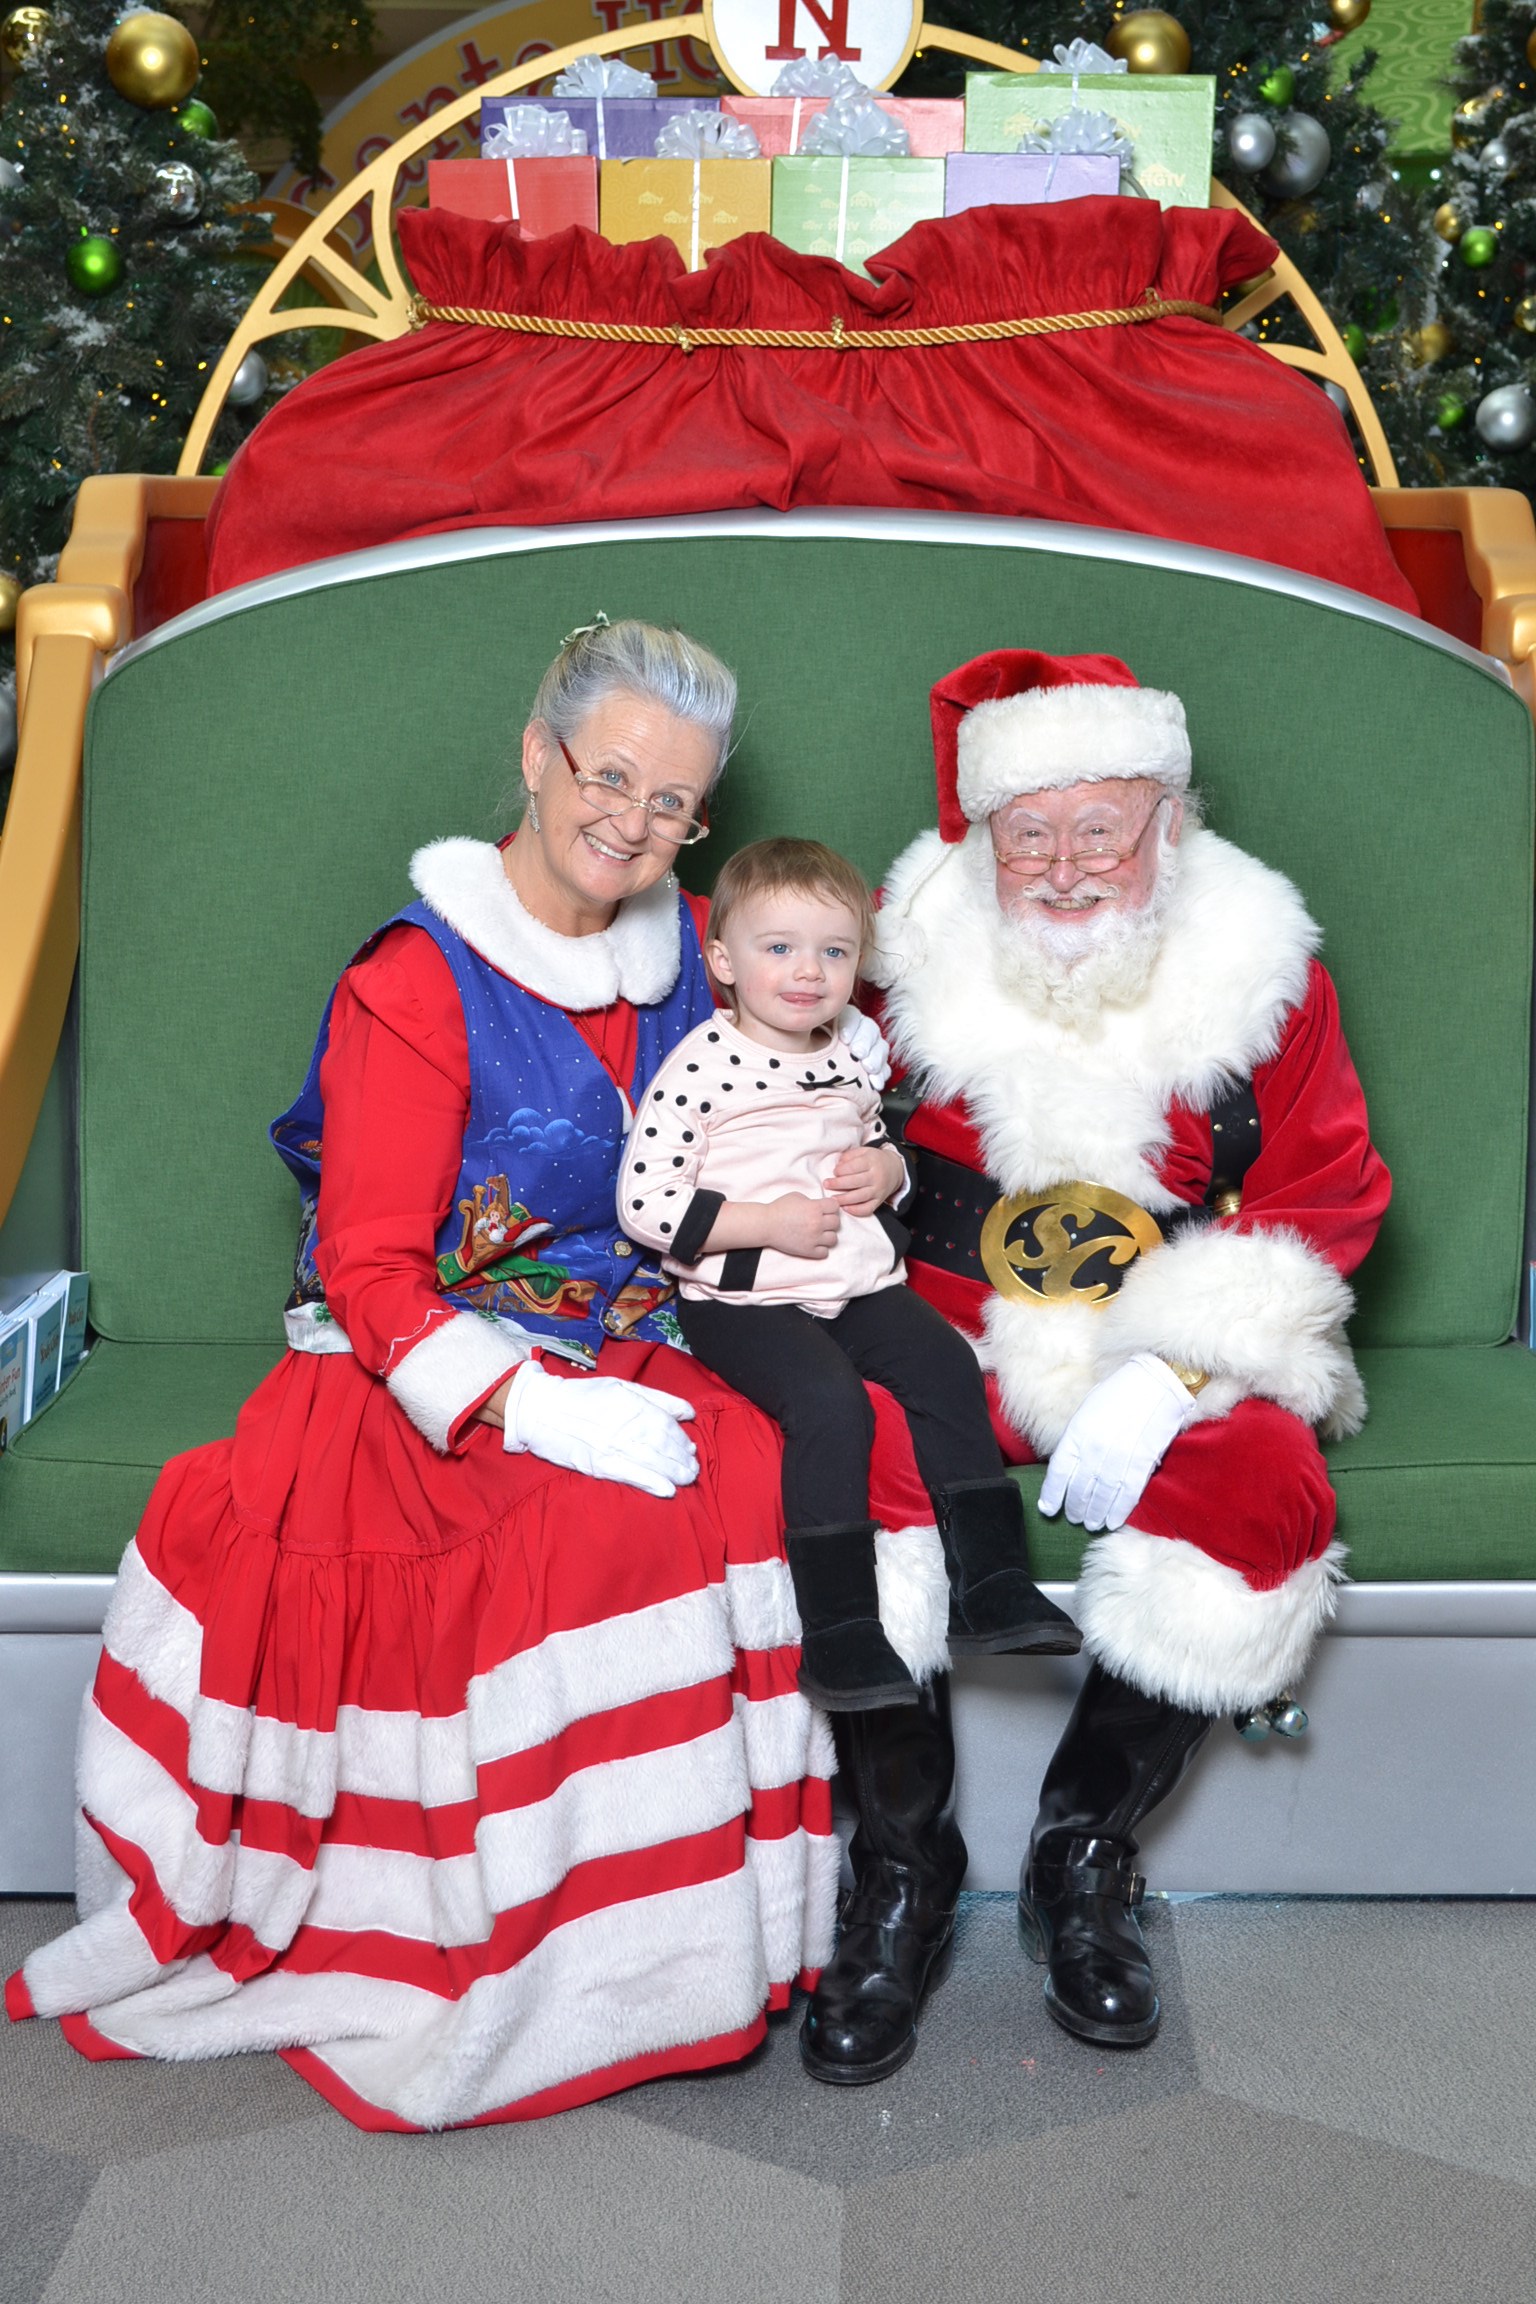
271, 895, 717, 1365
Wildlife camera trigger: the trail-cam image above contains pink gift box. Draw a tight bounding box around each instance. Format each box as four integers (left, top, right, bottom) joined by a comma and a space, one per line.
428, 156, 598, 237
943, 151, 1120, 212
722, 93, 964, 158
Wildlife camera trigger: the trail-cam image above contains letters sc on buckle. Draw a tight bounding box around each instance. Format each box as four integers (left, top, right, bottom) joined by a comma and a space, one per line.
978, 1185, 1166, 1307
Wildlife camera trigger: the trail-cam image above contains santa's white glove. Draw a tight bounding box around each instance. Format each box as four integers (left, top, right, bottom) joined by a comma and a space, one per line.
503, 1361, 698, 1498
1038, 1354, 1198, 1533
840, 1007, 892, 1091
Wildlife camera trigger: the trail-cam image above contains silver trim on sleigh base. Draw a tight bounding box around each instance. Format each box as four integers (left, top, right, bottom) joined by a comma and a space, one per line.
105, 507, 1510, 688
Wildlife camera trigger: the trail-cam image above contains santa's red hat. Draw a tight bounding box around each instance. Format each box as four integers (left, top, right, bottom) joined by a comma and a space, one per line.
930, 649, 1192, 844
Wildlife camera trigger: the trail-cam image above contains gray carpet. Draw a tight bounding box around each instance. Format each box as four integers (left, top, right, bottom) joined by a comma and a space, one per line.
3, 1894, 1533, 2303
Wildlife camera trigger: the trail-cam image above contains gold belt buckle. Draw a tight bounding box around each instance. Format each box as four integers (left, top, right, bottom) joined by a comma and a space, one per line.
979, 1184, 1165, 1307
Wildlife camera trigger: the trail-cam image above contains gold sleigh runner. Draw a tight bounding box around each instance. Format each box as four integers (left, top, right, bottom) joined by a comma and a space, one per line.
406, 288, 1223, 355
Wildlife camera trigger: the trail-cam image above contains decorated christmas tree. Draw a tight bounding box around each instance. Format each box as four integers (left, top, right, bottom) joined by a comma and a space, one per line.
909, 0, 1427, 466
0, 3, 269, 720
193, 0, 377, 178
1391, 0, 1536, 484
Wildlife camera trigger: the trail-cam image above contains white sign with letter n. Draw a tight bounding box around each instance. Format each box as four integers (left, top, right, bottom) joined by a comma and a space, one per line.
703, 0, 922, 95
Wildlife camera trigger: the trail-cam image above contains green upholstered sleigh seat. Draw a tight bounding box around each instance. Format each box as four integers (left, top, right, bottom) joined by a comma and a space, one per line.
2, 510, 1533, 1594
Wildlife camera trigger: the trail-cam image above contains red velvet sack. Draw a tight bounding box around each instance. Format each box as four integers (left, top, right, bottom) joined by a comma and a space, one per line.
205, 200, 1416, 614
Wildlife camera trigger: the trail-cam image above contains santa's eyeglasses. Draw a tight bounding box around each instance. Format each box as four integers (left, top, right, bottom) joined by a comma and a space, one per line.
557, 738, 711, 848
991, 794, 1168, 878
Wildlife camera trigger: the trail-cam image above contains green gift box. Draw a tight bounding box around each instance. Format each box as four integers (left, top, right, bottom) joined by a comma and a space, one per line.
962, 71, 1215, 208
771, 156, 946, 277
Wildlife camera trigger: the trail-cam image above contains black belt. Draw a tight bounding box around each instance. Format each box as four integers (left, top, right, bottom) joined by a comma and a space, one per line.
906, 1078, 1260, 1309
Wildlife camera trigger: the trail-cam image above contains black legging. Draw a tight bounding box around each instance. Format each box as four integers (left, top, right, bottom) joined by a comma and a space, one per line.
678, 1284, 1002, 1529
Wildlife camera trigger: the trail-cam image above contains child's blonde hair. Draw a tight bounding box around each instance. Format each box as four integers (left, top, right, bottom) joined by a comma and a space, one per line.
704, 839, 876, 1006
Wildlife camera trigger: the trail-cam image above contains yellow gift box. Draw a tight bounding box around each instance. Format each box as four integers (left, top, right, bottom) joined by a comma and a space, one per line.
599, 157, 772, 269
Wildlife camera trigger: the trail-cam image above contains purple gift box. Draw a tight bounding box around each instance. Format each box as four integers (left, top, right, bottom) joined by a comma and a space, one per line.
943, 152, 1120, 213
480, 94, 720, 163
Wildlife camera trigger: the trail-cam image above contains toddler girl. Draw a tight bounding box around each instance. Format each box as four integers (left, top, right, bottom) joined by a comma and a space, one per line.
618, 838, 1079, 1709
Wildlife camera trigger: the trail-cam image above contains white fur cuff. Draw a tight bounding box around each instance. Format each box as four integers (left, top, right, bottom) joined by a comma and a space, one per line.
875, 1524, 951, 1683
1097, 1222, 1366, 1437
1075, 1526, 1346, 1714
386, 1315, 528, 1452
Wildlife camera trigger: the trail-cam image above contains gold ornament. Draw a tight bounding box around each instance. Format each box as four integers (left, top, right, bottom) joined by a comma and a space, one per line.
1527, 27, 1536, 68
1432, 201, 1465, 242
0, 572, 20, 633
1407, 321, 1454, 365
1106, 9, 1192, 74
1515, 294, 1536, 333
1451, 90, 1501, 146
1, 6, 49, 64
105, 11, 199, 109
1328, 0, 1370, 28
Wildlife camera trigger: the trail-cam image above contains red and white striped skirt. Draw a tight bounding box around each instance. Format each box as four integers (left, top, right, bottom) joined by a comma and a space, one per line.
5, 1340, 840, 2131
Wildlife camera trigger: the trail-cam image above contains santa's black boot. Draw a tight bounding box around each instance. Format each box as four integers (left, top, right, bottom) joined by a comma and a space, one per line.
935, 1478, 1083, 1657
800, 1677, 968, 2085
784, 1525, 920, 1711
1017, 1661, 1210, 2048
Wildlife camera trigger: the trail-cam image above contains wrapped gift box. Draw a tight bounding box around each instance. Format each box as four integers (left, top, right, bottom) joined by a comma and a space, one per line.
428, 157, 598, 237
724, 93, 962, 157
944, 151, 1120, 212
771, 155, 946, 276
482, 93, 719, 163
600, 157, 772, 268
962, 71, 1215, 208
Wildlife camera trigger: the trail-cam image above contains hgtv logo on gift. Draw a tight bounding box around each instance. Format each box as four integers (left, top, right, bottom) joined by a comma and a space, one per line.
705, 0, 921, 97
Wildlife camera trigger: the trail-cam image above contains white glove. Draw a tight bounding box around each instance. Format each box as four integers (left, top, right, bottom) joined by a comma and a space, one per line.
840, 1006, 892, 1091
1038, 1354, 1197, 1533
503, 1361, 698, 1498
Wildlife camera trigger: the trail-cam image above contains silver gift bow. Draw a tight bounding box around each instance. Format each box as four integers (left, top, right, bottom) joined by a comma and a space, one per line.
799, 90, 910, 156
769, 57, 866, 98
1016, 105, 1139, 196
1035, 38, 1127, 84
551, 54, 657, 95
482, 105, 588, 158
654, 111, 762, 157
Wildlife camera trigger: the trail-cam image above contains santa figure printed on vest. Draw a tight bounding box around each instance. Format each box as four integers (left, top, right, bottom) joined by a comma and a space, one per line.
865, 644, 1389, 2052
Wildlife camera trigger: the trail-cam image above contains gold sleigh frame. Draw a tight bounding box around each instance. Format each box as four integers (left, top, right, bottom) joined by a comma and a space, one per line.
177, 14, 1398, 485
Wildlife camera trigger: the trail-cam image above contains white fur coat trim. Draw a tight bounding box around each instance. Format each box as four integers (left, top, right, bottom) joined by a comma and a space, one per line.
957, 683, 1190, 819
875, 1523, 952, 1682
386, 1312, 527, 1453
409, 836, 682, 1010
1076, 1527, 1347, 1714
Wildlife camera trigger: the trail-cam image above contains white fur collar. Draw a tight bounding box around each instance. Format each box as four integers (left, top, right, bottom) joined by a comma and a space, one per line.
877, 824, 1319, 1207
408, 838, 682, 1010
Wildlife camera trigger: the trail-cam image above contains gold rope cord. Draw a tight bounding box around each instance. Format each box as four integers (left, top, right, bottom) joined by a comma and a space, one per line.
406, 288, 1222, 354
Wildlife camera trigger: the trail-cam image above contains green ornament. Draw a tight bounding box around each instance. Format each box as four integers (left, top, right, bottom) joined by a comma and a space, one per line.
1434, 393, 1468, 430
66, 232, 122, 295
1459, 226, 1499, 268
1258, 65, 1295, 105
176, 98, 218, 137
1341, 323, 1367, 360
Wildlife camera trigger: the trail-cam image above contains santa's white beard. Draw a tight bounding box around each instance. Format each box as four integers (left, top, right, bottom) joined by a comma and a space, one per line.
976, 836, 1179, 1024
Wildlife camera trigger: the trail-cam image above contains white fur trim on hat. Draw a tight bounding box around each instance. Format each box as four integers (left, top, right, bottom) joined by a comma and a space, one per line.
957, 684, 1191, 821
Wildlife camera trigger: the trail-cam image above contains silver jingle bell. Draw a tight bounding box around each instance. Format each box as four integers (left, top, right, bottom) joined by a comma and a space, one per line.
1258, 111, 1331, 200
227, 349, 270, 408
1474, 382, 1536, 453
1267, 1695, 1309, 1738
150, 160, 204, 222
1226, 112, 1277, 174
1234, 1708, 1271, 1742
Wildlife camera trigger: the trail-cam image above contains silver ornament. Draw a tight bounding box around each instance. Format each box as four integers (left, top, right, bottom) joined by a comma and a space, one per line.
1258, 111, 1332, 199
1226, 112, 1277, 174
0, 685, 15, 776
1475, 382, 1536, 451
1322, 379, 1351, 417
1266, 1695, 1309, 1738
1234, 1709, 1271, 1742
150, 159, 203, 221
0, 156, 21, 194
227, 349, 269, 408
1481, 137, 1511, 174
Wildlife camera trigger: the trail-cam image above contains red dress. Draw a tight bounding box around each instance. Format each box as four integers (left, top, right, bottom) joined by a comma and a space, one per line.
6, 919, 843, 2131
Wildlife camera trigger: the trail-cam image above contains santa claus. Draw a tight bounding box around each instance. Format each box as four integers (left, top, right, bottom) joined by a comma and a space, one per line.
823, 648, 1390, 2065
